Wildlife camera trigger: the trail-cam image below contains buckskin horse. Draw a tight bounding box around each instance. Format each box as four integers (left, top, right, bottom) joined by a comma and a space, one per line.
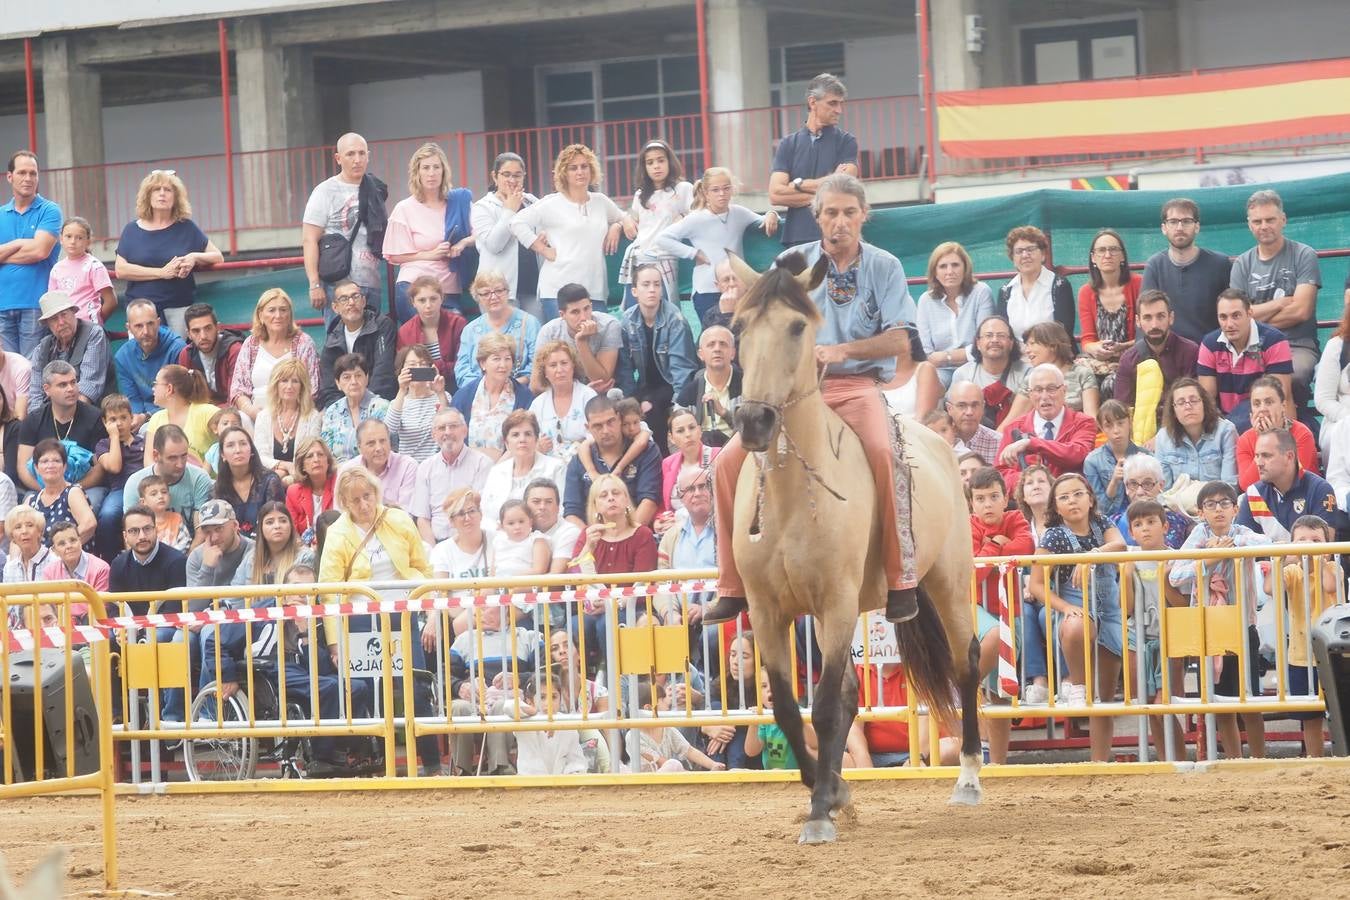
727, 252, 982, 844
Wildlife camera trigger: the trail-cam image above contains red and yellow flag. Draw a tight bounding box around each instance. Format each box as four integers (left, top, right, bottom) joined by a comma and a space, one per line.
936, 58, 1350, 158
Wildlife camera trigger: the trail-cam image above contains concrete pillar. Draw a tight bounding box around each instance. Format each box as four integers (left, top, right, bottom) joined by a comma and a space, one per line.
930, 0, 983, 92
41, 36, 107, 237
706, 0, 770, 185
233, 18, 321, 230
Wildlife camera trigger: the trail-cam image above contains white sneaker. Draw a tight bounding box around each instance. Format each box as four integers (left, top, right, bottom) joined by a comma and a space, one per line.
1060, 681, 1088, 705
1022, 683, 1049, 704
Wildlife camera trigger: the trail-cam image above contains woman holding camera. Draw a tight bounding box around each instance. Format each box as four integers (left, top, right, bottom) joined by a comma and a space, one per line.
386, 344, 449, 462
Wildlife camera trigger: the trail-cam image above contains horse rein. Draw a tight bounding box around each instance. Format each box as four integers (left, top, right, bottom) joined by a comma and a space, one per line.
746, 363, 846, 541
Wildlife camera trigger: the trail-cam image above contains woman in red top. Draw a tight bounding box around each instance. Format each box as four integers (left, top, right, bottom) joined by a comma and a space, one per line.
285, 436, 336, 546
571, 474, 657, 663
1077, 228, 1142, 396
395, 274, 467, 390
1235, 376, 1319, 489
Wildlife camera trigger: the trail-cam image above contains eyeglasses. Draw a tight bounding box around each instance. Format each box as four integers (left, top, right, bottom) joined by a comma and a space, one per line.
124, 524, 156, 536
677, 482, 712, 498
1011, 246, 1041, 257
1092, 246, 1124, 257
450, 507, 481, 519
978, 331, 1010, 341
1054, 489, 1089, 503
1172, 396, 1203, 408
1201, 499, 1236, 511
1028, 384, 1065, 395
334, 292, 364, 305
1163, 217, 1198, 227
1125, 479, 1159, 491
477, 288, 508, 298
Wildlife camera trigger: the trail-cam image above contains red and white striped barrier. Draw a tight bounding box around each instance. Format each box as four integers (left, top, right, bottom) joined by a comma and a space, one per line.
6, 624, 108, 652
93, 580, 720, 631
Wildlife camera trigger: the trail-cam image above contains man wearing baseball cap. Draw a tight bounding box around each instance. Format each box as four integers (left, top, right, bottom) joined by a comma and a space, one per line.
186, 500, 256, 696
27, 290, 111, 411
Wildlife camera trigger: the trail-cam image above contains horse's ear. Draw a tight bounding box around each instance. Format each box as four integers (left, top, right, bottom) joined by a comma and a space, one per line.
799, 254, 830, 292
725, 252, 761, 294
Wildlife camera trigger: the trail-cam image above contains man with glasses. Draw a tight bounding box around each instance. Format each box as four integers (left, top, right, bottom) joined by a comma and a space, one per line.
1113, 289, 1199, 423
411, 407, 490, 543
949, 315, 1029, 429
945, 381, 1001, 463
317, 278, 396, 409
1142, 198, 1233, 343
1111, 453, 1193, 548
994, 363, 1097, 494
1239, 428, 1346, 542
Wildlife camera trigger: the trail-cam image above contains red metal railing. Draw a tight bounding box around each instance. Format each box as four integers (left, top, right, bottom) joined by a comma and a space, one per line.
39, 95, 924, 246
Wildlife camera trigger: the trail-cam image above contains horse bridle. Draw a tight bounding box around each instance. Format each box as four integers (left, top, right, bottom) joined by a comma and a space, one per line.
745, 366, 845, 541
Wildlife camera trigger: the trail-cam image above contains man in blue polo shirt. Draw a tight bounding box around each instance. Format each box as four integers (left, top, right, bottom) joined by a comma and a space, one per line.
0, 151, 62, 355
768, 73, 859, 247
1238, 429, 1348, 542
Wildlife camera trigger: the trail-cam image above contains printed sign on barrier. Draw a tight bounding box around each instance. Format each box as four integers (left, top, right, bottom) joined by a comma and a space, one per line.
346, 631, 406, 678
851, 611, 901, 664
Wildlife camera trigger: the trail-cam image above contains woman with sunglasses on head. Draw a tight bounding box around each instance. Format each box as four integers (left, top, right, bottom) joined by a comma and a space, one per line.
994, 225, 1075, 351
510, 144, 626, 321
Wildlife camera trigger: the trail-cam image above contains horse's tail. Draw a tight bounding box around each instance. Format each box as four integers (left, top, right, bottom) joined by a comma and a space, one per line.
894, 587, 959, 730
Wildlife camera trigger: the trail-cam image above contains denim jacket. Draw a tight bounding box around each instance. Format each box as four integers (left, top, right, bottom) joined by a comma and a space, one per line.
1083, 442, 1140, 517
1154, 418, 1238, 488
618, 301, 698, 398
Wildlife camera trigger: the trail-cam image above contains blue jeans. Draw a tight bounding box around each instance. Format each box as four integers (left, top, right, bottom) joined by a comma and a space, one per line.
393, 281, 462, 326
536, 297, 559, 323
1020, 599, 1050, 682
0, 308, 40, 356
155, 627, 200, 722
91, 487, 120, 558
323, 282, 384, 330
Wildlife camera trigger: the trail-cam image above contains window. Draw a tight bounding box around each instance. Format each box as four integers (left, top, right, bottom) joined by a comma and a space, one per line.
1020, 20, 1139, 84
538, 55, 705, 196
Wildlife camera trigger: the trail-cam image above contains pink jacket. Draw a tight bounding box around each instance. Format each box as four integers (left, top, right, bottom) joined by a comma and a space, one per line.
41, 552, 111, 620
661, 445, 720, 512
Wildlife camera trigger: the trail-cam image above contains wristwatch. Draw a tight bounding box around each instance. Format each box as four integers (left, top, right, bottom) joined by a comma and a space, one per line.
310, 281, 323, 290
792, 177, 804, 191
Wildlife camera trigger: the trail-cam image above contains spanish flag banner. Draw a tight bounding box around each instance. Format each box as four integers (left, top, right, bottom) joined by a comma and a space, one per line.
936, 58, 1350, 159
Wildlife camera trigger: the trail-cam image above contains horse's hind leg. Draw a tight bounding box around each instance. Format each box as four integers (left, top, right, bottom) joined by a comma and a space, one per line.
749, 608, 816, 791
830, 662, 859, 815
799, 609, 855, 845
950, 635, 984, 807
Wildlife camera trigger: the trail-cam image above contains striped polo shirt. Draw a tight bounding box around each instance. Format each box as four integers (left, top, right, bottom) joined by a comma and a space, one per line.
1195, 320, 1293, 413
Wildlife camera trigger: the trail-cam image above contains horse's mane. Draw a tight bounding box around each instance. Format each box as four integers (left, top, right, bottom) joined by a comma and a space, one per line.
732, 252, 823, 329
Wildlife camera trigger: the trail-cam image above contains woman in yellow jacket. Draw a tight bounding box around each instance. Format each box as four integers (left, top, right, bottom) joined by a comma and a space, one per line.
318, 466, 442, 774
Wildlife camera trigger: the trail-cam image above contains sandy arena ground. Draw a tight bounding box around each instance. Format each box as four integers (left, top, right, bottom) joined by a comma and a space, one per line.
4, 765, 1348, 898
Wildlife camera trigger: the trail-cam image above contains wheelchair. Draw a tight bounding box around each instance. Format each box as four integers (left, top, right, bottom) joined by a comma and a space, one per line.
184, 672, 311, 782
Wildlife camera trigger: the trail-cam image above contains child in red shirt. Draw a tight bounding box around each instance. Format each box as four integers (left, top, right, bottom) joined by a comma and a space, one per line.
969, 466, 1034, 764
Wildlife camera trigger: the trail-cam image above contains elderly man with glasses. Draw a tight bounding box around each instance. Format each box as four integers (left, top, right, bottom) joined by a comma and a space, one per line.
317, 278, 397, 409
1110, 453, 1194, 548
995, 363, 1097, 494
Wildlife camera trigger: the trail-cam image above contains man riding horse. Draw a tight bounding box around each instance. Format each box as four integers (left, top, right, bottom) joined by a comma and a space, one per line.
705, 173, 921, 626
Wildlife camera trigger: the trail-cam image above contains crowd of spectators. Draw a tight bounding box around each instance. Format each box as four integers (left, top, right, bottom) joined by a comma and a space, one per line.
1, 68, 1345, 776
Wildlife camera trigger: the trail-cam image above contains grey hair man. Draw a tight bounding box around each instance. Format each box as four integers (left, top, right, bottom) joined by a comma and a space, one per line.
768, 73, 859, 246
412, 407, 491, 542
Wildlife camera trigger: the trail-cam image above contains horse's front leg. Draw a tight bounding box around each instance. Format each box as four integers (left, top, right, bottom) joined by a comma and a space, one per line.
799, 609, 857, 845
749, 607, 817, 791
950, 634, 984, 806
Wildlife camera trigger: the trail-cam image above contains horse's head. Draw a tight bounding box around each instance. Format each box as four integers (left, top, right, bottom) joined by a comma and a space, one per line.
728, 251, 827, 452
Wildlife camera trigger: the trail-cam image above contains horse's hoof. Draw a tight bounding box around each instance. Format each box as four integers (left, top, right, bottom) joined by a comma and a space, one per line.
798, 818, 838, 845
949, 783, 983, 807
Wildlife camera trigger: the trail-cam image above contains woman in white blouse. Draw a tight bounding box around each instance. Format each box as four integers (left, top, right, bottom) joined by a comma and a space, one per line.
470, 152, 542, 318
510, 143, 624, 321
1314, 309, 1350, 456
528, 340, 596, 462
478, 410, 566, 524
915, 241, 994, 387
993, 225, 1076, 351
